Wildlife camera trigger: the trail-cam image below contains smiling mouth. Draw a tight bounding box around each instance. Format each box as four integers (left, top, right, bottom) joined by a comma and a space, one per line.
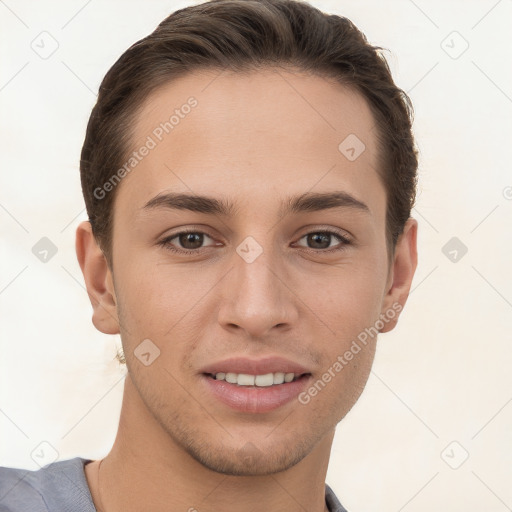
205, 372, 310, 387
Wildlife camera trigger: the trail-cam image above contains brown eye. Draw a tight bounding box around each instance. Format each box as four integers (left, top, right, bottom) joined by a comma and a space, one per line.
295, 230, 351, 252
177, 232, 205, 250
159, 231, 216, 254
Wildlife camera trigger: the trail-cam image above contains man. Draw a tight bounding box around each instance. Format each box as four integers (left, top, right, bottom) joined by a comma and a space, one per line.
0, 0, 418, 510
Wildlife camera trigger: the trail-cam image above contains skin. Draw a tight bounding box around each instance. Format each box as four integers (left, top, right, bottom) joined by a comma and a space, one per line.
76, 67, 417, 512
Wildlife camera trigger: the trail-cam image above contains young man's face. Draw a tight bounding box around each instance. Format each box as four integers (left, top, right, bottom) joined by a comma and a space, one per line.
78, 67, 417, 476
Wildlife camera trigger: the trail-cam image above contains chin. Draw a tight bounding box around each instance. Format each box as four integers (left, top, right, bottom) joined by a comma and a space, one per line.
182, 439, 311, 476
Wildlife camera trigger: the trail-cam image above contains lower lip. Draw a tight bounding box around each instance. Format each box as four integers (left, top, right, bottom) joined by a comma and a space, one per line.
201, 374, 312, 413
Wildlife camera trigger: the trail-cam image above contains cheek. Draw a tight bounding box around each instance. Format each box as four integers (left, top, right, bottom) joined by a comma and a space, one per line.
299, 258, 385, 402
308, 259, 387, 340
114, 257, 216, 358
298, 276, 380, 417
299, 341, 376, 425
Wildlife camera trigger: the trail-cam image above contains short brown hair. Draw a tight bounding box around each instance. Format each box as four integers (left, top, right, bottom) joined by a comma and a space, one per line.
80, 0, 418, 267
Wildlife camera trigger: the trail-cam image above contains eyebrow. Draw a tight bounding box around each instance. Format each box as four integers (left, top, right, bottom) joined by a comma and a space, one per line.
141, 191, 370, 217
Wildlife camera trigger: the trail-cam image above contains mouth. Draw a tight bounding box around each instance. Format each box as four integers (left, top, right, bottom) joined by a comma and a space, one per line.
199, 356, 313, 413
204, 371, 309, 387
200, 357, 313, 413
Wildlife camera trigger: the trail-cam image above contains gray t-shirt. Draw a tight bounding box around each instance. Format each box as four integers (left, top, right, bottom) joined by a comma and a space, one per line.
0, 457, 348, 511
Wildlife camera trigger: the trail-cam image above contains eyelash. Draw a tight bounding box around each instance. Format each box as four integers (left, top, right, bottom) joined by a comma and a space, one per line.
158, 228, 352, 255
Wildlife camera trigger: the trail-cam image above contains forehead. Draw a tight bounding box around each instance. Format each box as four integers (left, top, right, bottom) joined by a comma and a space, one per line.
116, 67, 384, 219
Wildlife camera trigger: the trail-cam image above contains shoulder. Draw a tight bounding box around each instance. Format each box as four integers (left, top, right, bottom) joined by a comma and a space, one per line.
325, 483, 350, 512
0, 457, 95, 512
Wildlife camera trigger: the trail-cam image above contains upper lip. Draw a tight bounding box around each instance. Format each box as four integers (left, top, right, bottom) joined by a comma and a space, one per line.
199, 356, 311, 376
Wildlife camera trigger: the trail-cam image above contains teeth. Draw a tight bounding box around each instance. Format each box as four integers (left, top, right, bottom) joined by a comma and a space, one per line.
273, 372, 285, 384
255, 373, 273, 387
225, 373, 237, 384
214, 372, 299, 386
238, 374, 255, 386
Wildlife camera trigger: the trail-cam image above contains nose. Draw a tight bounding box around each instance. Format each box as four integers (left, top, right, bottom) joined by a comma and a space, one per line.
217, 244, 299, 339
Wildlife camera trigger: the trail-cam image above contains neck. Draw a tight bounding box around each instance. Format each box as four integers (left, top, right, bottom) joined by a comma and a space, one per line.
92, 375, 334, 512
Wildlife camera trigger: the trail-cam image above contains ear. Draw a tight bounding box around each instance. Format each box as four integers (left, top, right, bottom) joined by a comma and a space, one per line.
379, 217, 418, 333
75, 220, 120, 335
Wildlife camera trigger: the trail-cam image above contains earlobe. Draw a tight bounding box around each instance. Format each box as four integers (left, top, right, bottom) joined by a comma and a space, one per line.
75, 220, 120, 335
379, 218, 418, 334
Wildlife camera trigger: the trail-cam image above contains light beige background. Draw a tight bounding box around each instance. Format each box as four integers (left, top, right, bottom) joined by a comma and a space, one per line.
1, 1, 511, 510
